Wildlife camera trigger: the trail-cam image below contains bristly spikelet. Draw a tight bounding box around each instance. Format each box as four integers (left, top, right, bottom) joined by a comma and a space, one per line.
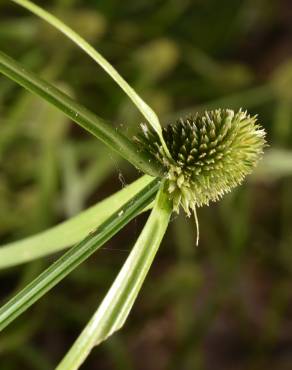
136, 109, 266, 216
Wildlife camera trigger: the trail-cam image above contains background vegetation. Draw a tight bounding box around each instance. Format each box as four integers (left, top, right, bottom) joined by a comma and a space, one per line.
1, 0, 292, 369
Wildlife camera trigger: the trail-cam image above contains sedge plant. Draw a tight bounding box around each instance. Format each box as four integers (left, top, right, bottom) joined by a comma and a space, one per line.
0, 1, 266, 369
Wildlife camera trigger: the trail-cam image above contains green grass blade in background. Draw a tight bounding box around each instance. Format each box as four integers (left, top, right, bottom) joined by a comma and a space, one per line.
0, 51, 163, 178
10, 0, 171, 157
251, 149, 292, 181
0, 175, 154, 269
0, 178, 160, 332
57, 183, 172, 370
166, 84, 275, 122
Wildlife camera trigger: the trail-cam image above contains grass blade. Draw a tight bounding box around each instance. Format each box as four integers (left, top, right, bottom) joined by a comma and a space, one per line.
251, 149, 292, 181
57, 184, 172, 370
0, 178, 160, 332
10, 0, 171, 156
0, 175, 154, 269
0, 51, 163, 177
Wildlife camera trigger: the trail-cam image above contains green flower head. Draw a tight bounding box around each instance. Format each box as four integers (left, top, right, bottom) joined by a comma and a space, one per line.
136, 109, 266, 216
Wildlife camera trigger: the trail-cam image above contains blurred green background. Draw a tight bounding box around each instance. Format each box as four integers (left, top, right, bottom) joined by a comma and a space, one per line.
1, 0, 292, 369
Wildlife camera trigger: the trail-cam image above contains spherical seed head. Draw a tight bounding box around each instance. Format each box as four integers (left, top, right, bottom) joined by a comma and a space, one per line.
136, 109, 266, 216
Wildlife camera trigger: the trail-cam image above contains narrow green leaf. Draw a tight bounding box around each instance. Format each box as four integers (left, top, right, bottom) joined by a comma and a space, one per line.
251, 149, 292, 181
0, 178, 160, 332
57, 184, 172, 370
0, 51, 163, 177
10, 0, 171, 157
0, 175, 154, 270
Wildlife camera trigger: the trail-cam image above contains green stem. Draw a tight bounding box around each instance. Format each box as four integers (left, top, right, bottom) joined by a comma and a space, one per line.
0, 175, 154, 269
10, 0, 171, 157
57, 184, 172, 370
0, 178, 160, 332
0, 51, 163, 177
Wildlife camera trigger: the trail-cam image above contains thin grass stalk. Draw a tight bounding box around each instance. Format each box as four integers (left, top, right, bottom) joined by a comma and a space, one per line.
0, 51, 163, 177
0, 178, 160, 331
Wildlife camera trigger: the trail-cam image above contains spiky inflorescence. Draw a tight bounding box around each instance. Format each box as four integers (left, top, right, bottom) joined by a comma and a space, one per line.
136, 109, 266, 216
